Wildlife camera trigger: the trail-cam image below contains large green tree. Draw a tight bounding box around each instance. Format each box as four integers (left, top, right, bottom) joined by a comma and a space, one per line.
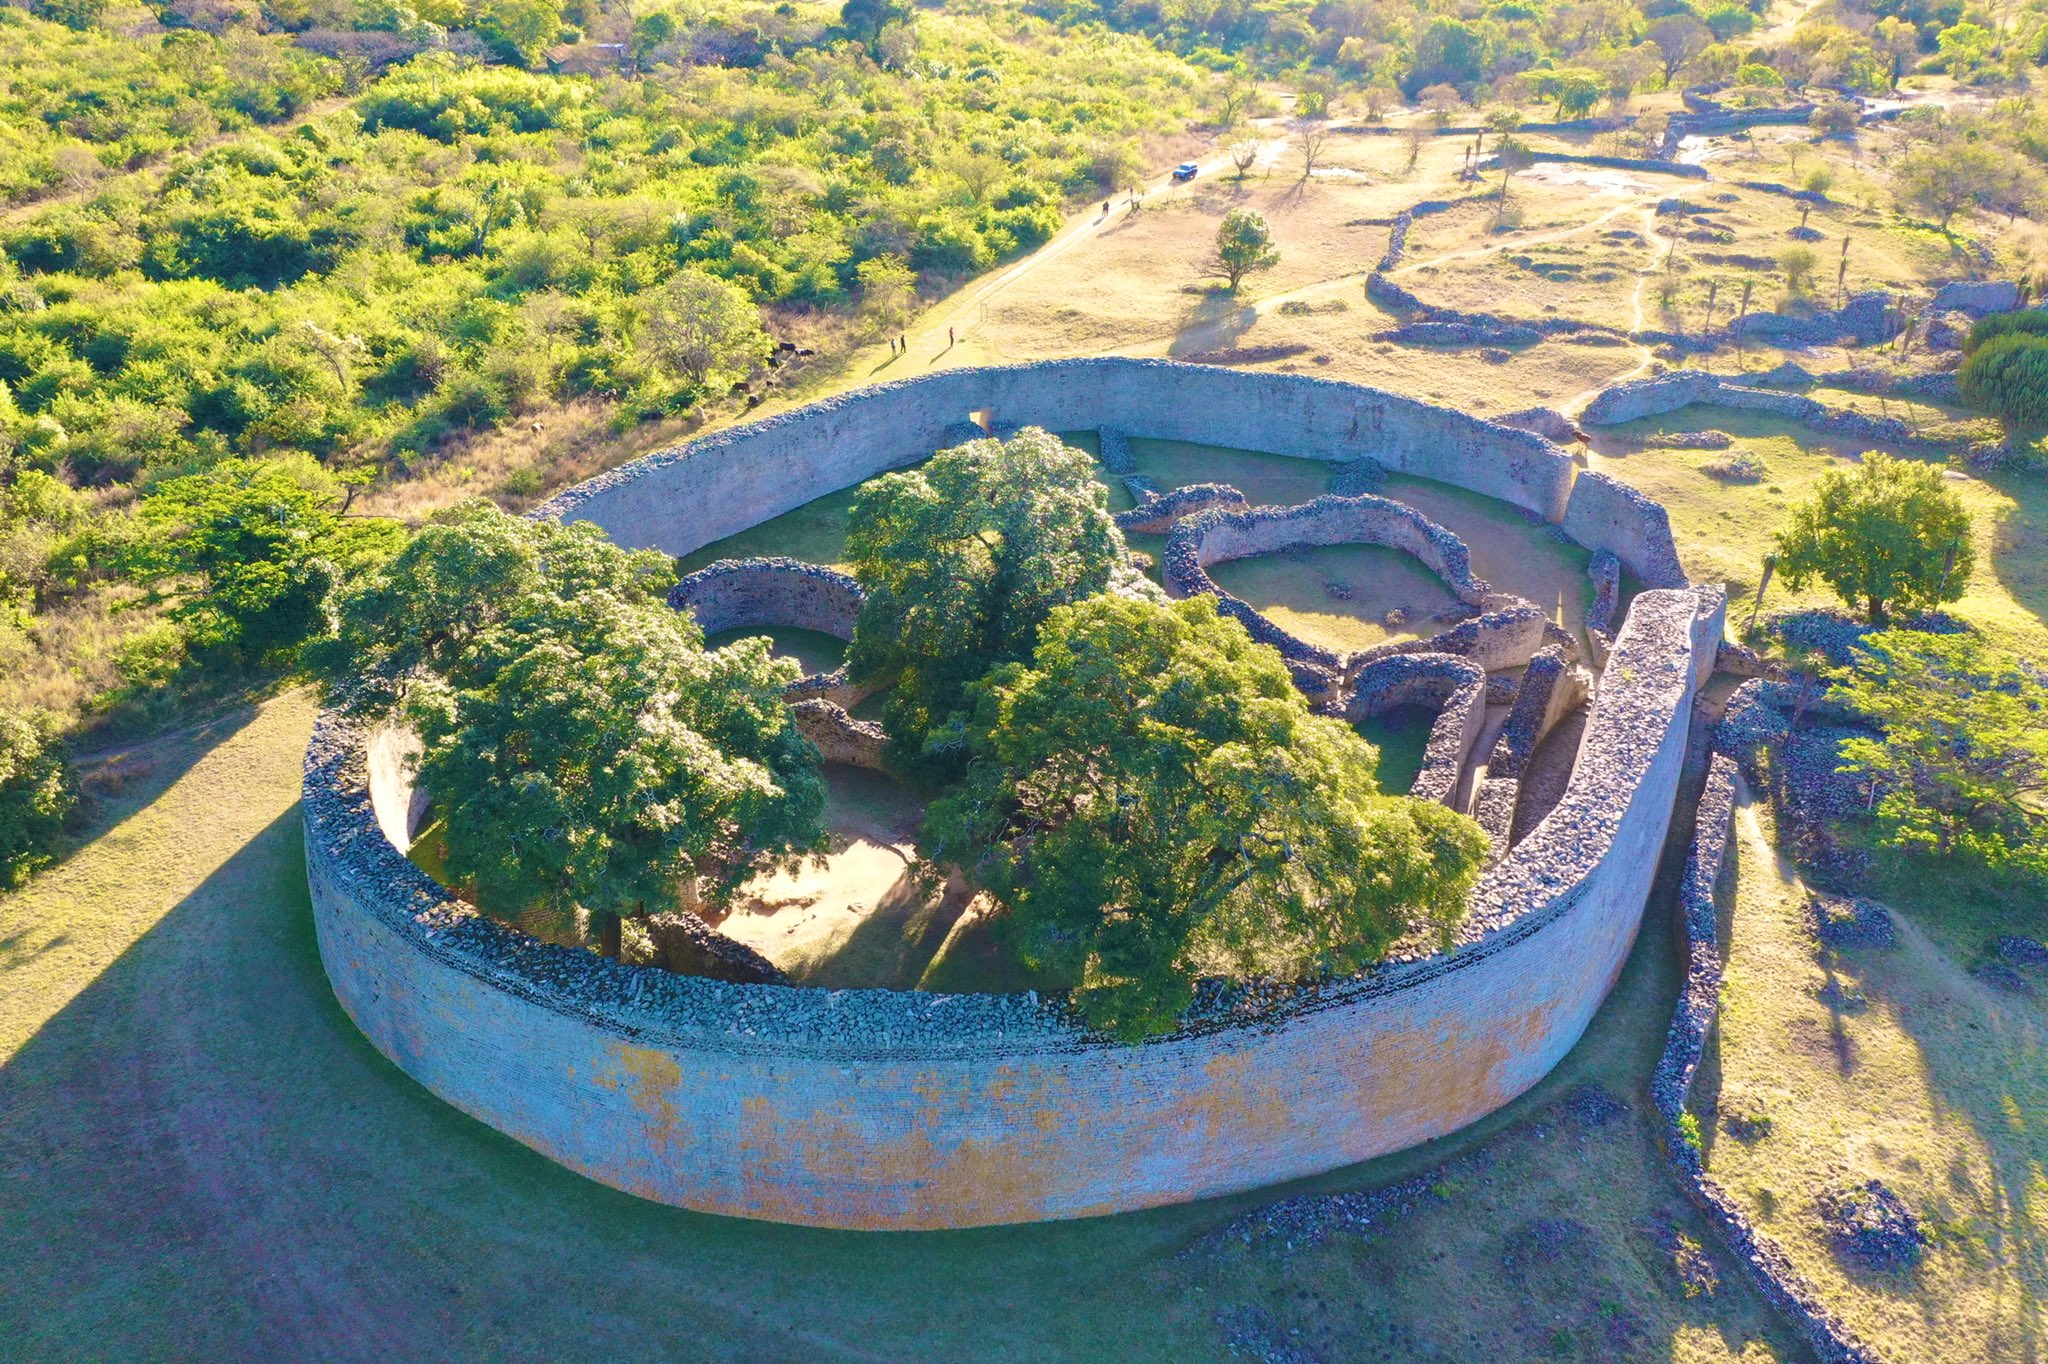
925, 594, 1488, 1039
845, 427, 1125, 780
324, 500, 824, 956
316, 497, 673, 700
1833, 629, 2048, 873
1773, 453, 1974, 626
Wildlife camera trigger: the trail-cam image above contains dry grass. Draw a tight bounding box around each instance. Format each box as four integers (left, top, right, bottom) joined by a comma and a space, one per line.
1703, 789, 2048, 1362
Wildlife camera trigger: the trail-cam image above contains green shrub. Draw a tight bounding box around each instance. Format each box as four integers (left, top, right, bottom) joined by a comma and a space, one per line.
1959, 332, 2048, 431
1962, 309, 2048, 356
0, 706, 74, 886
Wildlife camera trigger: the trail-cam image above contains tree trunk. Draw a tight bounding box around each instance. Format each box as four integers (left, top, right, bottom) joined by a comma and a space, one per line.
598, 912, 622, 960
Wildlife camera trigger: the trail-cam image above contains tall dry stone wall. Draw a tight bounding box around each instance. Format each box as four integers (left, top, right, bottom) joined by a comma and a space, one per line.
538, 359, 1579, 554
307, 582, 1719, 1229
312, 366, 1721, 1232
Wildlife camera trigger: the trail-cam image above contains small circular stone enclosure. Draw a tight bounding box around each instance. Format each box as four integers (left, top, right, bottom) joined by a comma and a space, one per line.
306, 359, 1722, 1230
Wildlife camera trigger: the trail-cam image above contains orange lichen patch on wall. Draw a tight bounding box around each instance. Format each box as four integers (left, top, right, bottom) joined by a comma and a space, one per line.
592, 1041, 686, 1160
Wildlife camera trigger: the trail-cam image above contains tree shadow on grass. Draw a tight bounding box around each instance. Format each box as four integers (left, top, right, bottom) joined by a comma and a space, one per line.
1166, 288, 1258, 358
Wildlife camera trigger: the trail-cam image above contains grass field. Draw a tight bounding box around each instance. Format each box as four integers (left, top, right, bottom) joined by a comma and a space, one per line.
0, 691, 1811, 1361
1702, 787, 2048, 1361
1587, 410, 2048, 661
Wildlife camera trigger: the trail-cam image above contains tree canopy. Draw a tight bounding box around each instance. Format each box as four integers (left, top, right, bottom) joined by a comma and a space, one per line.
924, 594, 1487, 1039
1773, 453, 1974, 626
844, 427, 1125, 781
1960, 331, 2048, 434
323, 500, 824, 952
1209, 208, 1280, 291
123, 453, 399, 668
1833, 629, 2048, 875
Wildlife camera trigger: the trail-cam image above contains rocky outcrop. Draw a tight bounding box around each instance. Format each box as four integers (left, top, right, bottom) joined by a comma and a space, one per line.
1929, 280, 2020, 316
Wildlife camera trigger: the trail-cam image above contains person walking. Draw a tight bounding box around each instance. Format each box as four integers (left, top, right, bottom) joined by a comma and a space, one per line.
948, 326, 955, 346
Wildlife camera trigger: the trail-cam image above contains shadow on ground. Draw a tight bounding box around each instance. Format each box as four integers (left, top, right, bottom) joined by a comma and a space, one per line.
0, 696, 1809, 1363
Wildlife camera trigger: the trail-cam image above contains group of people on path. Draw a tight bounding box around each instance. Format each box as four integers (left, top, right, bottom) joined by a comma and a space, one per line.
887, 327, 956, 359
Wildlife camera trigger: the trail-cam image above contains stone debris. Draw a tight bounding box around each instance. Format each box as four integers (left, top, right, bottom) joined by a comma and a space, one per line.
1817, 1181, 1926, 1272
1808, 892, 1896, 951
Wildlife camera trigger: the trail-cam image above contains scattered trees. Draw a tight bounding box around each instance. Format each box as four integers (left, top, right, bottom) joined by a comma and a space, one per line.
1773, 453, 1975, 626
843, 429, 1124, 781
1893, 140, 2013, 232
924, 594, 1487, 1039
1779, 246, 1817, 294
1208, 208, 1280, 290
1647, 15, 1712, 86
1832, 630, 2047, 873
1295, 121, 1331, 181
639, 268, 773, 396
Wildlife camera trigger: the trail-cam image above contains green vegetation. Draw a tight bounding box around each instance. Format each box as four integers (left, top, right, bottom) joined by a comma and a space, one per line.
1832, 629, 2048, 874
1708, 790, 2047, 1364
0, 706, 72, 886
1209, 207, 1277, 292
1773, 452, 1974, 626
927, 593, 1486, 1039
1960, 326, 2048, 435
124, 454, 398, 667
324, 500, 824, 953
845, 427, 1123, 781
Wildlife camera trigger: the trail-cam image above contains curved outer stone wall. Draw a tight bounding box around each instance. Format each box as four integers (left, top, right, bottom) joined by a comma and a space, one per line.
308, 587, 1722, 1230
310, 365, 1722, 1230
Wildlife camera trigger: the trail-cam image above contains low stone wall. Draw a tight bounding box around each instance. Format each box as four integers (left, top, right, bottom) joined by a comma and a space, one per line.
1098, 426, 1136, 474
1582, 370, 1921, 451
790, 699, 887, 770
1166, 495, 1488, 602
1345, 653, 1488, 804
539, 359, 1579, 549
672, 557, 869, 705
1350, 602, 1552, 677
1115, 482, 1247, 535
1161, 493, 1495, 676
1485, 647, 1588, 782
306, 581, 1721, 1230
671, 557, 864, 638
1652, 756, 1884, 1364
1476, 150, 1708, 180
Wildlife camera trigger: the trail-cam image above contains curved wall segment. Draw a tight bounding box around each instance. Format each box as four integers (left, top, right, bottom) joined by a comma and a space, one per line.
311, 364, 1719, 1230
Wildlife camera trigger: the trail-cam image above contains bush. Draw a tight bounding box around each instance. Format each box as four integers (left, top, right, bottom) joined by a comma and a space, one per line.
0, 707, 74, 886
1959, 332, 2048, 432
1963, 309, 2048, 356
